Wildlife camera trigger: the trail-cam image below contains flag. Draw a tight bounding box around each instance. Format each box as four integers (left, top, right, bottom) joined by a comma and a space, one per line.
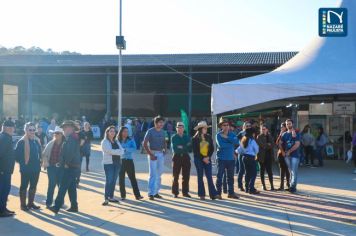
180, 109, 189, 134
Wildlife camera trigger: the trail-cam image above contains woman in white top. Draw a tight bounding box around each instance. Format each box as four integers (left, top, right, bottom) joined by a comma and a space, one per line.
101, 126, 125, 206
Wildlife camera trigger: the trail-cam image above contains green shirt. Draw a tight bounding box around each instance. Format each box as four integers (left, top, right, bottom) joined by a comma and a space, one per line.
171, 133, 192, 155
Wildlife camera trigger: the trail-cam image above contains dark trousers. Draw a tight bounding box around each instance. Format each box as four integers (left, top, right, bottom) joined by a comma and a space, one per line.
353, 146, 356, 167
46, 166, 63, 206
216, 159, 235, 195
104, 164, 120, 200
243, 155, 257, 192
278, 155, 290, 188
20, 171, 40, 192
316, 146, 324, 166
0, 173, 12, 212
77, 155, 90, 184
172, 154, 191, 195
237, 155, 245, 188
194, 157, 217, 198
259, 154, 273, 188
119, 159, 141, 198
54, 168, 79, 210
304, 145, 314, 165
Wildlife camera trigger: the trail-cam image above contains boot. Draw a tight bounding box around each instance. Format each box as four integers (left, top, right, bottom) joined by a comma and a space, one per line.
20, 190, 29, 211
269, 179, 275, 191
28, 189, 41, 210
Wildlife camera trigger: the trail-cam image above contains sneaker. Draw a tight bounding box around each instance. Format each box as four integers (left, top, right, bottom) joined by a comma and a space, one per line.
249, 189, 260, 195
67, 207, 78, 213
154, 194, 163, 199
21, 205, 29, 212
135, 196, 144, 200
238, 187, 245, 192
102, 200, 109, 206
183, 193, 191, 198
216, 195, 223, 200
48, 206, 59, 214
149, 195, 155, 200
173, 194, 178, 198
277, 187, 284, 191
227, 193, 240, 199
108, 198, 119, 203
200, 196, 206, 200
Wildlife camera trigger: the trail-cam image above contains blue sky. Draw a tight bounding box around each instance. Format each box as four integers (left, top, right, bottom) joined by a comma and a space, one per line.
0, 0, 340, 54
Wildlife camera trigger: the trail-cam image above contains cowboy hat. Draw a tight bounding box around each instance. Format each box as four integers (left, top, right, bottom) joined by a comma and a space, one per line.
49, 126, 64, 134
60, 120, 79, 131
218, 117, 229, 127
194, 121, 211, 131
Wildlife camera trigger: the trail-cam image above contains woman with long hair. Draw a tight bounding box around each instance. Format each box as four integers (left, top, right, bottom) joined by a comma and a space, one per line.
15, 122, 42, 211
80, 122, 93, 172
118, 126, 143, 200
42, 126, 64, 208
192, 121, 219, 200
276, 123, 290, 190
101, 126, 125, 206
256, 125, 274, 191
237, 128, 259, 194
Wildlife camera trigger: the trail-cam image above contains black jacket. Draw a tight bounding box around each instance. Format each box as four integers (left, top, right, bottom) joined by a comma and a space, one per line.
192, 134, 214, 159
60, 134, 81, 169
0, 132, 15, 174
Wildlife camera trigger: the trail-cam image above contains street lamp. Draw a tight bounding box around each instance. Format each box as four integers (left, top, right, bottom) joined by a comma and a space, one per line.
116, 0, 126, 127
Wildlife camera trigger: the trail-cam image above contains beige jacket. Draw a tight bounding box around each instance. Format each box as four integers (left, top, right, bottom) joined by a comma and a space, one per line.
42, 140, 56, 168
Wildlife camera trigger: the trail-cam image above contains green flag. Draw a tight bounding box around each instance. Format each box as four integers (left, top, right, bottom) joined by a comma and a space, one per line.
180, 109, 189, 133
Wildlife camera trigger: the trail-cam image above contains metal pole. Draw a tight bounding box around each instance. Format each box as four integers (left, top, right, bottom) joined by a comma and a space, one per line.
118, 0, 123, 127
343, 113, 346, 160
106, 70, 111, 118
188, 66, 192, 129
27, 74, 33, 121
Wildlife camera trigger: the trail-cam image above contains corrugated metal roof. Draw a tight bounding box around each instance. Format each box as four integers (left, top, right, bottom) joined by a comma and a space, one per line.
0, 52, 297, 67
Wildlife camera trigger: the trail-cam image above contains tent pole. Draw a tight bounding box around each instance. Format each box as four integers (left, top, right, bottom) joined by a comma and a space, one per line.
212, 114, 217, 163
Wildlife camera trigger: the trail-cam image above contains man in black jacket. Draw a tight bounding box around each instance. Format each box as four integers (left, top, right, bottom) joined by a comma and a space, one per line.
0, 120, 16, 217
49, 120, 81, 214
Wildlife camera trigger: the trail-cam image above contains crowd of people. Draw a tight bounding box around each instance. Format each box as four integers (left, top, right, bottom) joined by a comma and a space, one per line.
1, 115, 356, 218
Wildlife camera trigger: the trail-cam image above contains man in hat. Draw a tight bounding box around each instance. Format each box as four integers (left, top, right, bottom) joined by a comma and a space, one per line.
0, 120, 16, 217
171, 122, 192, 198
49, 120, 81, 214
216, 117, 240, 199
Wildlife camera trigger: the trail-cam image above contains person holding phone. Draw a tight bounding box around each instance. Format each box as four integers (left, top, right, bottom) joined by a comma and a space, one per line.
143, 116, 167, 200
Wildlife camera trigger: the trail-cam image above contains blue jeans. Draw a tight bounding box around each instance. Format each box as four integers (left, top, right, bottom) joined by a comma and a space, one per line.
216, 159, 235, 195
0, 173, 12, 212
104, 163, 121, 200
194, 157, 217, 198
148, 152, 165, 196
242, 155, 257, 192
284, 156, 300, 189
237, 154, 245, 188
46, 166, 63, 206
54, 168, 80, 210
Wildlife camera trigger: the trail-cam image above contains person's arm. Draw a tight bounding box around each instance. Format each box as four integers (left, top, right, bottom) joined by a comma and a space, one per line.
187, 136, 193, 153
171, 135, 180, 154
101, 140, 125, 156
253, 140, 259, 154
208, 136, 215, 158
143, 131, 156, 160
286, 134, 301, 156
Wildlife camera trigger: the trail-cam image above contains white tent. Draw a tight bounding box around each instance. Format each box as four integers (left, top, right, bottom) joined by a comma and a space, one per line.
211, 0, 356, 115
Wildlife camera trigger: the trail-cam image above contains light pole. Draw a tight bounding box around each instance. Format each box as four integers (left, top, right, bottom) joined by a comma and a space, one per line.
116, 0, 126, 127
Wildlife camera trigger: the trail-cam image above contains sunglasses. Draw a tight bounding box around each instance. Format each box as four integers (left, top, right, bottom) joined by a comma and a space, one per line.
28, 129, 36, 132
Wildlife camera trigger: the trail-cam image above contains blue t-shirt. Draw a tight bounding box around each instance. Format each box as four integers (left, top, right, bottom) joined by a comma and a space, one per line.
281, 131, 301, 158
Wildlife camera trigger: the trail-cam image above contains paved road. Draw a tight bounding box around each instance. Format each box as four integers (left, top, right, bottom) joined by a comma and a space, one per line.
1, 143, 355, 235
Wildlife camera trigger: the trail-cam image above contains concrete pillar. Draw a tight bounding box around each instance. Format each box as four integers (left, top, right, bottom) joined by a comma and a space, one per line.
27, 74, 33, 121
106, 70, 111, 118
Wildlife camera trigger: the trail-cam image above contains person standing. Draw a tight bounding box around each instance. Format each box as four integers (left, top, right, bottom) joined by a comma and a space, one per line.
236, 122, 251, 192
100, 126, 125, 206
42, 126, 64, 208
15, 122, 42, 211
215, 118, 239, 199
301, 125, 315, 167
257, 125, 275, 191
0, 120, 16, 217
279, 119, 301, 193
237, 128, 260, 194
192, 121, 219, 200
171, 122, 192, 198
80, 122, 93, 172
36, 123, 48, 149
118, 127, 144, 200
276, 123, 290, 191
46, 118, 57, 141
49, 121, 81, 214
315, 127, 328, 167
143, 116, 167, 200
352, 130, 356, 174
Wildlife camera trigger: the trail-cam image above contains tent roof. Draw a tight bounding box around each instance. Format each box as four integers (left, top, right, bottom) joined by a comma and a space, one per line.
212, 0, 356, 115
